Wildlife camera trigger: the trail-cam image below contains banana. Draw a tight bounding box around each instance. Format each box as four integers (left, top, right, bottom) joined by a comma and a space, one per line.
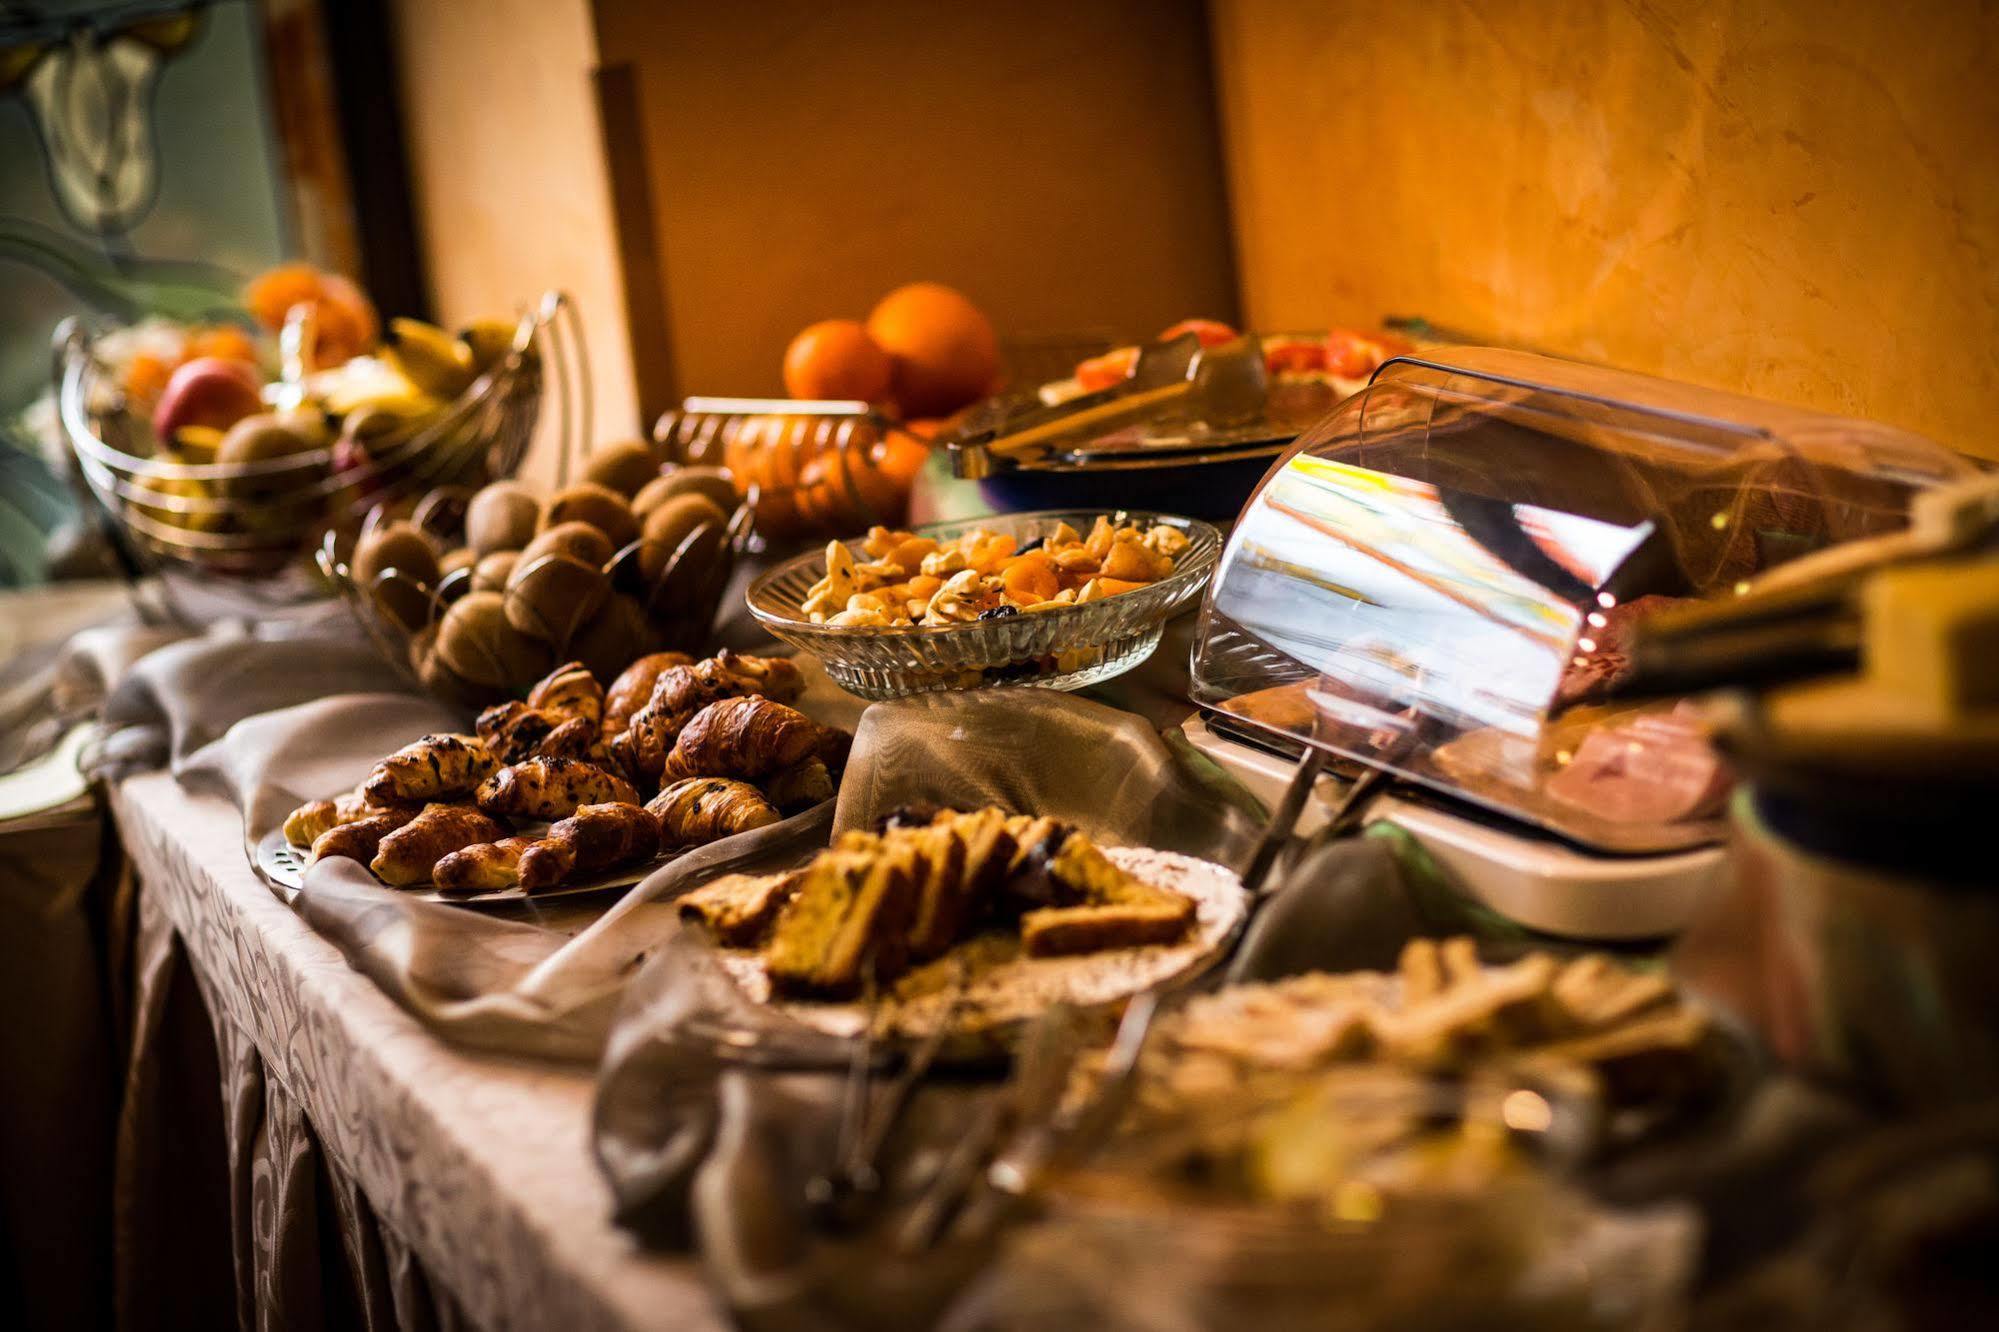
382, 318, 475, 399
306, 355, 442, 419
168, 424, 224, 462
458, 317, 520, 375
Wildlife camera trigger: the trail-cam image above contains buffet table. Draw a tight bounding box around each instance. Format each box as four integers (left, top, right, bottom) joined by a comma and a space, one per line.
110, 769, 724, 1331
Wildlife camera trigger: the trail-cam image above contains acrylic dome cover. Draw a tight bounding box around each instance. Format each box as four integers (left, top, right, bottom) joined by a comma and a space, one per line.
1189, 348, 1973, 854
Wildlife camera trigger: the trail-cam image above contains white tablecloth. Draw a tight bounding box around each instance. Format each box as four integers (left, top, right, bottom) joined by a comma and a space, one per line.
110, 770, 723, 1332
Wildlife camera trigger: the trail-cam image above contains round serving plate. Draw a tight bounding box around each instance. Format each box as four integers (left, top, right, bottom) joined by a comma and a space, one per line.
747, 509, 1222, 700
707, 847, 1247, 1042
253, 825, 670, 908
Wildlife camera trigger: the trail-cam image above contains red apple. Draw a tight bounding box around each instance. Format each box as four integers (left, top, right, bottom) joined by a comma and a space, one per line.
152, 357, 265, 443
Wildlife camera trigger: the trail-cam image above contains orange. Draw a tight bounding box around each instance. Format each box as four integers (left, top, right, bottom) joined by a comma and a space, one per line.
241, 263, 378, 368
1158, 318, 1237, 348
1075, 346, 1138, 392
244, 263, 323, 331
865, 282, 1001, 419
782, 319, 892, 402
186, 324, 259, 365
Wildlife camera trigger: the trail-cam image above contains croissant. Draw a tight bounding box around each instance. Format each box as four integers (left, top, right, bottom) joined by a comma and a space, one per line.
647, 777, 780, 847
526, 660, 604, 730
546, 801, 661, 871
284, 788, 403, 847
603, 651, 695, 736
370, 804, 507, 888
476, 701, 561, 764
432, 836, 568, 894
762, 757, 834, 812
308, 807, 420, 867
475, 757, 640, 821
621, 653, 806, 780
362, 734, 498, 805
661, 696, 840, 782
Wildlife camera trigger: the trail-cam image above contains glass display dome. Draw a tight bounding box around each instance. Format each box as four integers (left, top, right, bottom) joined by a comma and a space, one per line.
1189, 348, 1975, 854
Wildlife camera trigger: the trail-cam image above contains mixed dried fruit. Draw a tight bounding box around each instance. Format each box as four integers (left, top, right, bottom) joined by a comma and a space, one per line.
798, 517, 1190, 628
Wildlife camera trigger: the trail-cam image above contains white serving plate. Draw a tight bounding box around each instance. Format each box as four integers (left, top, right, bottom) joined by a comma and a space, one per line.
1182, 715, 1722, 941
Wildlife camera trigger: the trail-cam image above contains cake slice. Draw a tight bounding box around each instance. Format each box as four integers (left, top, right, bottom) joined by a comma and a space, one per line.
676, 869, 804, 945
1018, 832, 1195, 956
764, 846, 919, 996
904, 823, 971, 961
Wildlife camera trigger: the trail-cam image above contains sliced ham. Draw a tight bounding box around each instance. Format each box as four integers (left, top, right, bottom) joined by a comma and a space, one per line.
1543, 704, 1732, 825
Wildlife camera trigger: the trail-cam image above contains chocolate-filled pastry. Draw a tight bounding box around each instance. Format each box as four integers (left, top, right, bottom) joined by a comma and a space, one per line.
475, 756, 640, 821
661, 696, 842, 783
762, 757, 835, 811
603, 651, 695, 736
526, 660, 603, 730
545, 801, 661, 872
476, 701, 561, 764
362, 734, 498, 804
308, 807, 420, 867
648, 777, 779, 847
622, 653, 806, 779
370, 804, 507, 887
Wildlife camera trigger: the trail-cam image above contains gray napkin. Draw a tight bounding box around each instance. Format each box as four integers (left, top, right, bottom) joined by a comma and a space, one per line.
84, 626, 416, 780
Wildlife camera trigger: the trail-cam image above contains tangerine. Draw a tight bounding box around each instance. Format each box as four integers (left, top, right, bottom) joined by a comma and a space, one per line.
782, 319, 892, 402
865, 282, 1000, 419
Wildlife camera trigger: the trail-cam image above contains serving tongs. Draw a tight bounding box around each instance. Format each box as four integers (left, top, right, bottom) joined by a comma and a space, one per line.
890, 745, 1405, 1254
950, 331, 1268, 476
1601, 471, 1999, 704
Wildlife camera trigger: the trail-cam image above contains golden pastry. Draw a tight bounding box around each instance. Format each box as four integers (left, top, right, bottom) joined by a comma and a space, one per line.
361, 734, 499, 805
475, 757, 639, 821
647, 777, 779, 847
660, 696, 839, 783
308, 807, 420, 867
370, 804, 507, 888
526, 660, 604, 730
603, 651, 695, 736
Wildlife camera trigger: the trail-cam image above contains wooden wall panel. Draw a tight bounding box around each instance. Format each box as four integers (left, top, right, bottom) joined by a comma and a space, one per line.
1211, 0, 1999, 458
592, 0, 1238, 404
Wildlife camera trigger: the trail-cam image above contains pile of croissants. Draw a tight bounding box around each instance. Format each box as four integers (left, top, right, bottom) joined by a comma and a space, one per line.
283, 650, 849, 893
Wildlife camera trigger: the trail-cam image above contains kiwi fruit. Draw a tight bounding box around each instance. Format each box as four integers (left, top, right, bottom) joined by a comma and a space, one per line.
581, 440, 663, 498
635, 493, 728, 585
436, 590, 555, 688
519, 520, 614, 571
216, 414, 324, 505
569, 592, 656, 683
351, 522, 440, 631
471, 550, 519, 592
632, 466, 738, 522
504, 553, 610, 644
438, 546, 479, 581
539, 482, 638, 548
464, 480, 541, 555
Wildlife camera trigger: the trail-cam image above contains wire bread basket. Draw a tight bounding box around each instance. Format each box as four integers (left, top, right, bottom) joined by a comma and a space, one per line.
654, 397, 922, 545
54, 291, 584, 621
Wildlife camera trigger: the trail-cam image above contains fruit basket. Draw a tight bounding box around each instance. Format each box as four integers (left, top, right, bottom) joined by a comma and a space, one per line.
318, 476, 751, 712
54, 291, 582, 620
747, 509, 1220, 699
655, 397, 930, 545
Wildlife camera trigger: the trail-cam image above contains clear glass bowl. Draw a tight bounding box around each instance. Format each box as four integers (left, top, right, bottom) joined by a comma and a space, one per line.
747, 509, 1221, 700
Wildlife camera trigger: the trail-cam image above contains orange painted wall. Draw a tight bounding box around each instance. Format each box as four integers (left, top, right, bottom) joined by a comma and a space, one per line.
591, 0, 1239, 409
1210, 0, 1999, 458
